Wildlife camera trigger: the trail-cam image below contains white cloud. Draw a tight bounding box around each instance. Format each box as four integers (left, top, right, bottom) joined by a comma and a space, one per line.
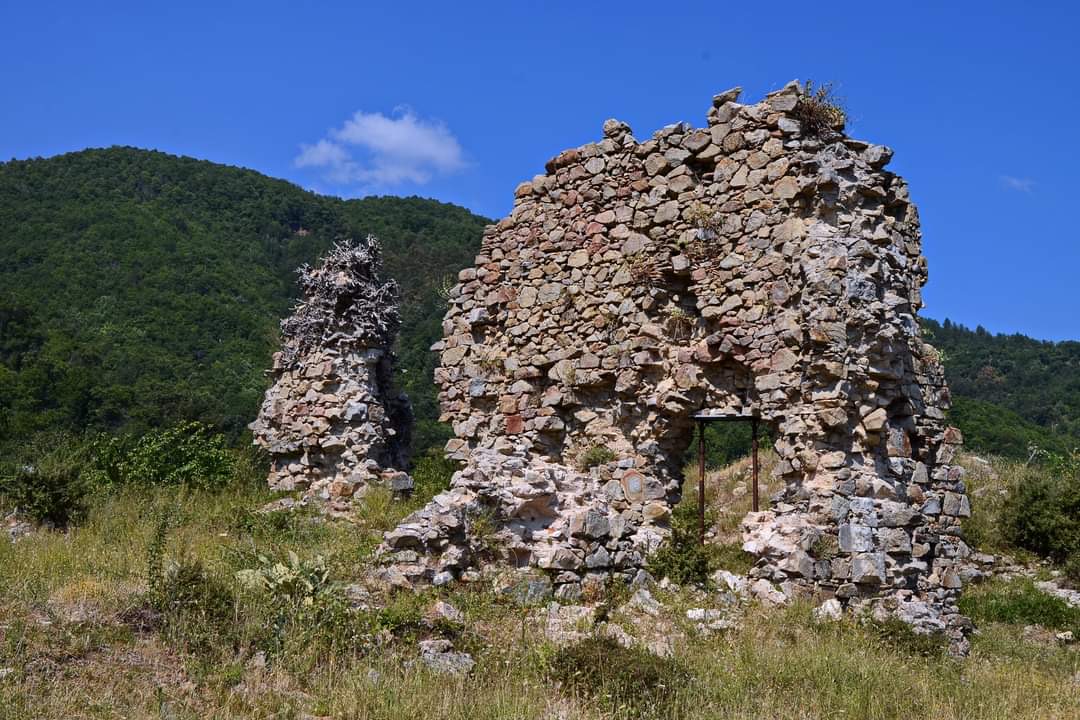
295, 139, 349, 169
1000, 175, 1035, 193
295, 108, 466, 188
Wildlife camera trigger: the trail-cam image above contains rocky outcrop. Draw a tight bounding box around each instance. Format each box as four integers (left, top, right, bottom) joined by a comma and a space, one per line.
379, 81, 969, 644
251, 237, 413, 507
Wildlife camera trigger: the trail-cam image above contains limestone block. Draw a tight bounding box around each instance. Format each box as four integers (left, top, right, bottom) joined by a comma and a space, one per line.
851, 553, 886, 585
839, 524, 874, 553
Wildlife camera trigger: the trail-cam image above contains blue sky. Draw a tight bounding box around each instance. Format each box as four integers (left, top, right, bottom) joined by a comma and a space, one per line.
2, 1, 1077, 339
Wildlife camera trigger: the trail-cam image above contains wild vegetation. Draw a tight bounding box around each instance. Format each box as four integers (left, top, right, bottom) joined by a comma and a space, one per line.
960, 446, 1080, 583
793, 80, 848, 137
1, 449, 1078, 719
922, 318, 1080, 456
1, 146, 1079, 717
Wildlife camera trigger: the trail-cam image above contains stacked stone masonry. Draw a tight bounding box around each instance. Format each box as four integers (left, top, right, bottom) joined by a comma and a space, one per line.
380, 81, 970, 643
251, 237, 414, 509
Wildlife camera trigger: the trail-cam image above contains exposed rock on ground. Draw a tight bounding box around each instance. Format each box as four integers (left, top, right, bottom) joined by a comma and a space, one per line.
813, 598, 844, 622
4, 510, 35, 543
965, 549, 1080, 609
416, 639, 474, 675
1037, 581, 1080, 609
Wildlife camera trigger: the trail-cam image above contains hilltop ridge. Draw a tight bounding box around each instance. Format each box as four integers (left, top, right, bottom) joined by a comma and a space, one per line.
0, 147, 488, 451
0, 147, 1075, 459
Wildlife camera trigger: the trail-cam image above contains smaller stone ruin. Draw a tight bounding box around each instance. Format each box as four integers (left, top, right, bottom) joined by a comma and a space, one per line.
250, 236, 413, 508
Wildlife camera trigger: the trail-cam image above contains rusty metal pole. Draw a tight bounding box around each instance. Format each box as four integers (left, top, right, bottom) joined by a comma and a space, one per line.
698, 419, 706, 546
751, 417, 760, 513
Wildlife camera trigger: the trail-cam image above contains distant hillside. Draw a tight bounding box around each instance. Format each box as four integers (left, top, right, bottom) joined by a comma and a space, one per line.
0, 147, 487, 452
1, 147, 1074, 463
922, 319, 1080, 457
342, 197, 489, 450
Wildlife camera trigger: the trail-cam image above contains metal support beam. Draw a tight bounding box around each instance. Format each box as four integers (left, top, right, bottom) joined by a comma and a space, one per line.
697, 419, 706, 546
751, 416, 760, 513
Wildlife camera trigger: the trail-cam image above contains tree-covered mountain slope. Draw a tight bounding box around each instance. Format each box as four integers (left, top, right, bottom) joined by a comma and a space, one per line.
922, 319, 1080, 456
1, 147, 1075, 462
341, 197, 490, 450
0, 147, 487, 451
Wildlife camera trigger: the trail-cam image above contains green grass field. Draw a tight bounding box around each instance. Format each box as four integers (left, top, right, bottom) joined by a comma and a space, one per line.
1, 455, 1078, 719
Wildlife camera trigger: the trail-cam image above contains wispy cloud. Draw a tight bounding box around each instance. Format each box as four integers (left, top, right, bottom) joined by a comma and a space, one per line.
999, 175, 1035, 194
295, 107, 466, 188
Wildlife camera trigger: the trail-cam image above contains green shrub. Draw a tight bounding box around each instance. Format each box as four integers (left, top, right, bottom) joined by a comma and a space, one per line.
998, 450, 1080, 564
157, 555, 239, 656
647, 488, 713, 587
90, 422, 237, 489
1064, 555, 1080, 587
648, 535, 710, 588
578, 445, 616, 471
548, 636, 690, 719
959, 578, 1080, 634
86, 432, 131, 487
0, 433, 92, 526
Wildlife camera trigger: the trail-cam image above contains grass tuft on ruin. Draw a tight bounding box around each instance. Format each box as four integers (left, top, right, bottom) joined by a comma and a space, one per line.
794, 80, 847, 137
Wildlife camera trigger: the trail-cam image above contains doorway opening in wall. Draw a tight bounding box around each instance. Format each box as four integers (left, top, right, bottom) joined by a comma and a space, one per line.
691, 410, 762, 546
646, 408, 772, 585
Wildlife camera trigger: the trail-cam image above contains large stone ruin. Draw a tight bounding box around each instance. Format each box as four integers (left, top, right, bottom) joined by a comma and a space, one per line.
381, 81, 971, 642
251, 236, 413, 509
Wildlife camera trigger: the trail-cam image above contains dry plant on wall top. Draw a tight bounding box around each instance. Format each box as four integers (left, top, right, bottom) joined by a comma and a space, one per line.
795, 81, 847, 137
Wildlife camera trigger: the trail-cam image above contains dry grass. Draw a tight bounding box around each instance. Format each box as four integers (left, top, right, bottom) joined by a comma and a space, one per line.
682, 449, 780, 542
794, 80, 847, 137
956, 452, 1012, 554
1, 459, 1078, 719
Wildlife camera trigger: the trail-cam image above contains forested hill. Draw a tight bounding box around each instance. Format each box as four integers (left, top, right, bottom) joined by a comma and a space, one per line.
0, 147, 488, 452
0, 147, 1075, 461
921, 319, 1080, 457
343, 197, 490, 449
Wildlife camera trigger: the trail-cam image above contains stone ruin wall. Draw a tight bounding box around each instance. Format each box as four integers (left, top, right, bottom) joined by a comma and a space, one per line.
381, 82, 971, 640
251, 237, 414, 511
